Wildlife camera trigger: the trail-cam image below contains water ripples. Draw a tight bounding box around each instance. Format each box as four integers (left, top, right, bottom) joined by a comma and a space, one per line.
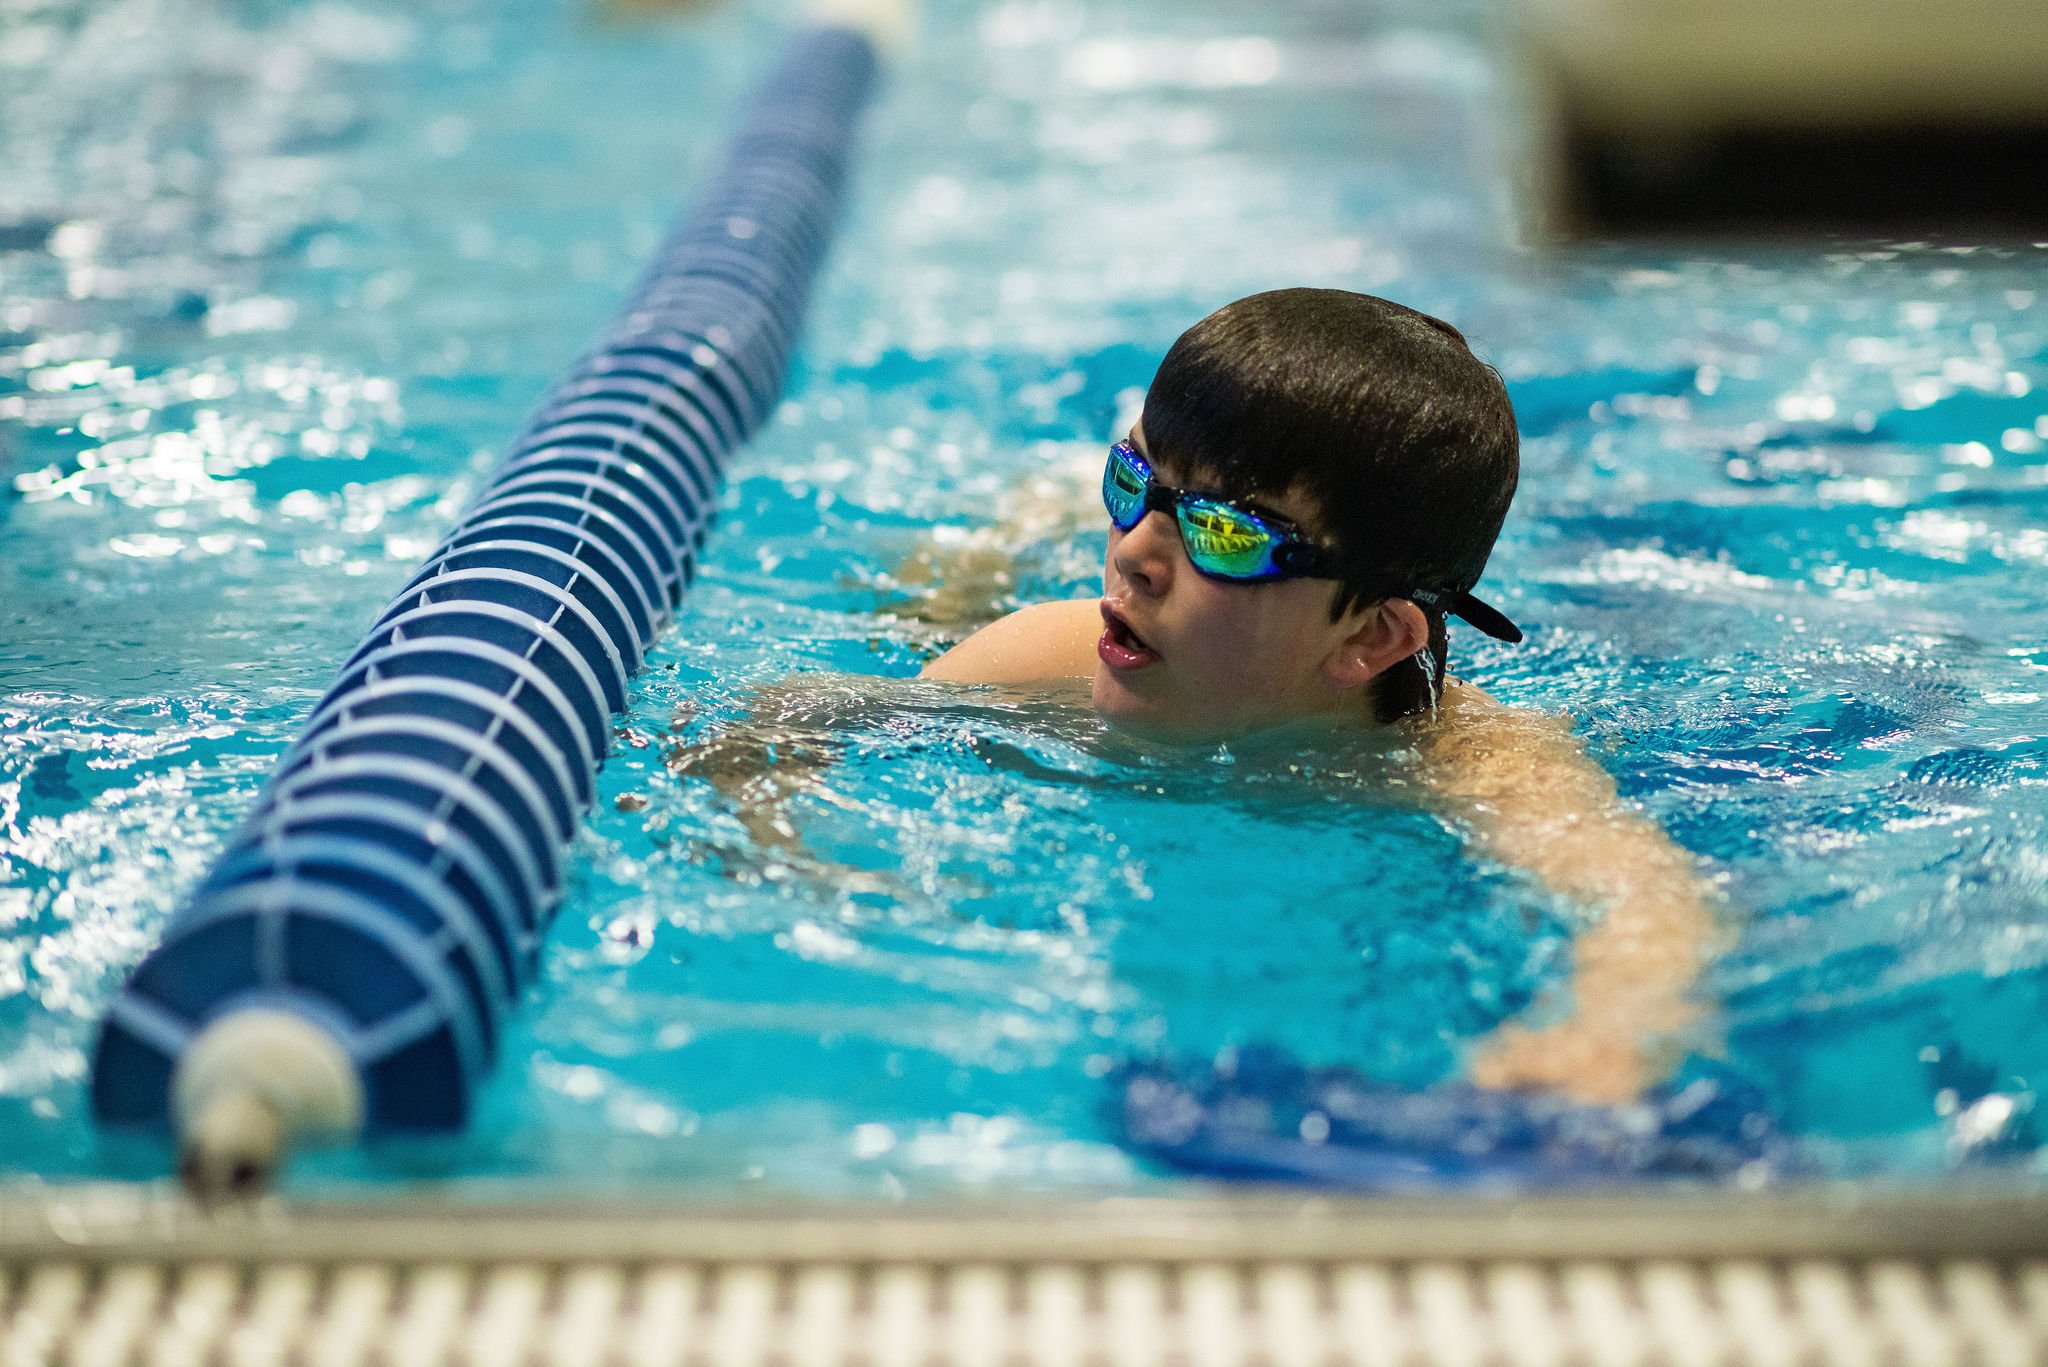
4, 0, 2048, 1189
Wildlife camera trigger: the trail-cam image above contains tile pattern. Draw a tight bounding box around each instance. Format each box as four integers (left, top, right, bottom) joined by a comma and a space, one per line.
4, 1255, 2045, 1366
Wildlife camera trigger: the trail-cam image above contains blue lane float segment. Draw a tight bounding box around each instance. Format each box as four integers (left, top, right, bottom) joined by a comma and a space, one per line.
91, 24, 881, 1135
1112, 1048, 1806, 1190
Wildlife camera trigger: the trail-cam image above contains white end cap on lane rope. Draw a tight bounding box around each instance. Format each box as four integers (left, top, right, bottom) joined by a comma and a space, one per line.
172, 1008, 364, 1197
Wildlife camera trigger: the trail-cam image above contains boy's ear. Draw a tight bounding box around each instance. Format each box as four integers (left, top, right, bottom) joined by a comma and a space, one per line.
1322, 598, 1429, 691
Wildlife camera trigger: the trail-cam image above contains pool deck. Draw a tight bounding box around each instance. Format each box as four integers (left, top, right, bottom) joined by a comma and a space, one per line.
5, 1186, 2046, 1362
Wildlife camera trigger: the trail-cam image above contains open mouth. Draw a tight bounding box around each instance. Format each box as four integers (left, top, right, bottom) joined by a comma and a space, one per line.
1098, 603, 1160, 671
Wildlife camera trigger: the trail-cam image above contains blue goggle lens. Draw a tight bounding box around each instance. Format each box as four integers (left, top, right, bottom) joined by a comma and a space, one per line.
1103, 442, 1149, 530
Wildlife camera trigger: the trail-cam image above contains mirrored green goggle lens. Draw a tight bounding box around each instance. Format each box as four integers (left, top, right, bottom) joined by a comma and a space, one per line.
1177, 500, 1277, 578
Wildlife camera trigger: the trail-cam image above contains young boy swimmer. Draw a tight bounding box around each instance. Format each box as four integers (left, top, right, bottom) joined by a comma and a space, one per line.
921, 289, 1717, 1103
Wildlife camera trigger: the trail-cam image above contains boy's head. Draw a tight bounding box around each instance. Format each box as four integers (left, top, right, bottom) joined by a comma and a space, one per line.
1092, 288, 1521, 738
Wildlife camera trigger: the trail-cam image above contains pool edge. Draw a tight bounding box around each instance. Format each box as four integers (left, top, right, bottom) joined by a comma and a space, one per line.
6, 1183, 2046, 1263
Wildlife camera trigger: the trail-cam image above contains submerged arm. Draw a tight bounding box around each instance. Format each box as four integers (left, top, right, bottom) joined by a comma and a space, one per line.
666, 693, 838, 859
1419, 687, 1720, 1103
667, 672, 1071, 887
881, 447, 1102, 630
665, 677, 915, 880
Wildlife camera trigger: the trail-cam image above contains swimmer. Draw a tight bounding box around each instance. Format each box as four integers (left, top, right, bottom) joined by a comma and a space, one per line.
916, 289, 1718, 1104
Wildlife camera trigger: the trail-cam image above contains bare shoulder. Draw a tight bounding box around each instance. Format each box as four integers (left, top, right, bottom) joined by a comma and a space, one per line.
1418, 680, 1611, 805
920, 598, 1101, 684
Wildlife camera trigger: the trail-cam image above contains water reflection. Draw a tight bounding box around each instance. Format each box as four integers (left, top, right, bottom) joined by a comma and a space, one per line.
2, 0, 2046, 1187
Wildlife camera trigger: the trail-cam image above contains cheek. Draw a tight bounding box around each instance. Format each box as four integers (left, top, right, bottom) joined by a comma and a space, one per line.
1188, 590, 1330, 686
1179, 592, 1287, 677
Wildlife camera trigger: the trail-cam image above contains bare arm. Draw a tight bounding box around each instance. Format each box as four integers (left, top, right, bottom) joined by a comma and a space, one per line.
665, 691, 838, 859
673, 594, 1094, 876
1419, 685, 1720, 1103
925, 608, 1720, 1105
665, 677, 928, 884
881, 449, 1102, 630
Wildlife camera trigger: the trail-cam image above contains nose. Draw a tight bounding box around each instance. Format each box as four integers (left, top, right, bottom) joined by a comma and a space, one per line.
1110, 508, 1180, 597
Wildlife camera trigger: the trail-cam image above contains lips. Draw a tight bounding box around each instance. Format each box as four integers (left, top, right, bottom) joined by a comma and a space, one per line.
1098, 602, 1160, 671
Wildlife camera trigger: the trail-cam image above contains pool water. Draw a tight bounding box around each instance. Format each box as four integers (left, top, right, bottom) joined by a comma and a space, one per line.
3, 0, 2047, 1194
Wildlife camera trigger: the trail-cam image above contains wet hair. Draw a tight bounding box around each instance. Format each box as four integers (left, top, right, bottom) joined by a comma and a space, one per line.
1139, 289, 1519, 722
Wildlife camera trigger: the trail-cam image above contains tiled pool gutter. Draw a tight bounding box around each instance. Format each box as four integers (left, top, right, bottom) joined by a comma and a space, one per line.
5, 1188, 2045, 1362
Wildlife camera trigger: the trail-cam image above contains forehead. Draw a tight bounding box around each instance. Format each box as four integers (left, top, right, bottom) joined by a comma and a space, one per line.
1127, 424, 1329, 535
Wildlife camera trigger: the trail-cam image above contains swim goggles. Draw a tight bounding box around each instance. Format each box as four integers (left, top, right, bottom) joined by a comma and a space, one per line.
1102, 439, 1338, 582
1100, 439, 1525, 642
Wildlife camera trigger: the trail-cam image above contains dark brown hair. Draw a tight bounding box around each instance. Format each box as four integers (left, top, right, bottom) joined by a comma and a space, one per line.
1140, 289, 1519, 721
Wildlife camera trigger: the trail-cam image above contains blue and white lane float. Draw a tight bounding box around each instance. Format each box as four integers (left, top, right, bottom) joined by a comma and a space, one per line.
91, 14, 889, 1190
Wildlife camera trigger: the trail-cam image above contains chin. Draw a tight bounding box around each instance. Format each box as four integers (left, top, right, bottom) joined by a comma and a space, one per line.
1090, 668, 1169, 732
1091, 668, 1332, 744
1090, 668, 1229, 743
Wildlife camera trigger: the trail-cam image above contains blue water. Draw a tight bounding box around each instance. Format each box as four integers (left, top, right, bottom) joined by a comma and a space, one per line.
3, 0, 2047, 1195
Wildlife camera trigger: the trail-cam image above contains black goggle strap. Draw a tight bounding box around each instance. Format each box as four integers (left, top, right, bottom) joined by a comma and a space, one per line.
1402, 584, 1524, 644
1269, 539, 1338, 577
